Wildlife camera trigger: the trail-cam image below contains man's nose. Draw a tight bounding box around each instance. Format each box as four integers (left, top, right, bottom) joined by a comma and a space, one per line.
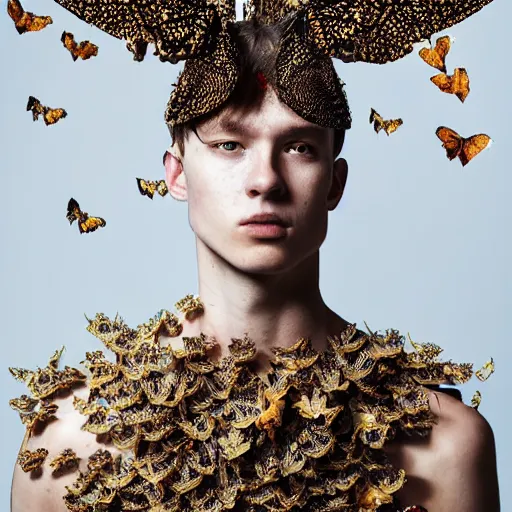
244, 152, 287, 199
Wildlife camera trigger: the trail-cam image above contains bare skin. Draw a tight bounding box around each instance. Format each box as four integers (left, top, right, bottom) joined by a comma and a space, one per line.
11, 88, 500, 511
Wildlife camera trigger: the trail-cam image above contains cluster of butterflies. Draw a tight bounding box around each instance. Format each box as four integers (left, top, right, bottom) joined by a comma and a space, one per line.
8, 0, 170, 234
8, 0, 98, 126
370, 35, 492, 167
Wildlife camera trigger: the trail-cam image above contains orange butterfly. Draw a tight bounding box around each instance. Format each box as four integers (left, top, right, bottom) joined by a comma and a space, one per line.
61, 31, 99, 61
436, 126, 491, 166
136, 178, 168, 199
369, 108, 403, 136
7, 0, 52, 35
430, 68, 470, 103
26, 96, 67, 126
419, 35, 452, 73
66, 198, 106, 234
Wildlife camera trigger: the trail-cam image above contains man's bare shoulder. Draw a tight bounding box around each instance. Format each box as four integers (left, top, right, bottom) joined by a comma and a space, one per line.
11, 388, 123, 512
386, 388, 500, 512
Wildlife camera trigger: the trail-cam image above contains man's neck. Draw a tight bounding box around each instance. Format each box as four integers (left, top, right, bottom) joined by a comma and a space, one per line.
179, 244, 349, 365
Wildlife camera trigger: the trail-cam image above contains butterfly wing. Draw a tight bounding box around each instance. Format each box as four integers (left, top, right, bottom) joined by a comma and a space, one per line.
79, 216, 106, 234
383, 118, 403, 136
136, 178, 157, 199
61, 31, 79, 60
76, 40, 99, 61
156, 180, 169, 197
8, 0, 53, 35
436, 126, 464, 161
26, 96, 44, 121
430, 68, 470, 103
459, 133, 491, 166
304, 0, 493, 64
418, 35, 451, 72
66, 198, 81, 225
43, 107, 67, 126
51, 0, 233, 62
370, 109, 384, 134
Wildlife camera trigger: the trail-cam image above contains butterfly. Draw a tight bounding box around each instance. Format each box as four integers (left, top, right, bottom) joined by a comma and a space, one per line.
435, 127, 491, 166
136, 178, 168, 199
66, 198, 106, 234
430, 68, 470, 103
7, 0, 52, 35
475, 358, 495, 382
470, 390, 482, 409
419, 35, 452, 73
61, 31, 99, 61
26, 96, 67, 126
369, 109, 403, 136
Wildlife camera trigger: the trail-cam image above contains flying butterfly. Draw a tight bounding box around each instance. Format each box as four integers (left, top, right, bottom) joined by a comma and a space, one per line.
436, 126, 491, 167
369, 109, 403, 136
475, 358, 495, 382
7, 0, 53, 35
419, 35, 452, 73
431, 68, 470, 103
61, 31, 99, 61
136, 178, 168, 200
26, 96, 67, 126
66, 198, 106, 234
470, 390, 482, 410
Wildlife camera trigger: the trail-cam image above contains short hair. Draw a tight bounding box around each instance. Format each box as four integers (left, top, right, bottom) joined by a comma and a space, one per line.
168, 17, 346, 160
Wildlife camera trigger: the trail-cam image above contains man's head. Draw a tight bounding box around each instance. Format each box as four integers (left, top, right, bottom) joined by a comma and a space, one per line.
164, 19, 348, 275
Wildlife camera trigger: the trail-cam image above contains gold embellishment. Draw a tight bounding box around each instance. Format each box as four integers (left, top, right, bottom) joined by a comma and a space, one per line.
17, 448, 49, 472
10, 295, 481, 510
50, 449, 80, 475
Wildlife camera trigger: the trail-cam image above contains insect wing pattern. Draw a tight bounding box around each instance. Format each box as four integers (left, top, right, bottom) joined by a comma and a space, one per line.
7, 0, 53, 35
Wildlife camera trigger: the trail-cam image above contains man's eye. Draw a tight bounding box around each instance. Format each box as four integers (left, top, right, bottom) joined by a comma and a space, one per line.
289, 143, 315, 156
213, 141, 240, 152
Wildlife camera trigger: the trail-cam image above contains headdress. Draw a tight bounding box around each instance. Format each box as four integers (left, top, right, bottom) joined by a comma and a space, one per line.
43, 0, 493, 134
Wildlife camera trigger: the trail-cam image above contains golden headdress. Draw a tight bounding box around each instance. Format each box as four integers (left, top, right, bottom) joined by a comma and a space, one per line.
48, 0, 493, 132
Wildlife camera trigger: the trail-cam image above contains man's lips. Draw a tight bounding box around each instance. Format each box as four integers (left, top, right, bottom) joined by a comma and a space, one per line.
239, 213, 289, 226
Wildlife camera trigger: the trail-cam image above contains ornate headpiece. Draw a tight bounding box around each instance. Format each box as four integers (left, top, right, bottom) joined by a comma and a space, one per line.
38, 0, 493, 134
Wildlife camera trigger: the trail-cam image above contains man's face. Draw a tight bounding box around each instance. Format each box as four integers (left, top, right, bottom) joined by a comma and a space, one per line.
166, 88, 347, 275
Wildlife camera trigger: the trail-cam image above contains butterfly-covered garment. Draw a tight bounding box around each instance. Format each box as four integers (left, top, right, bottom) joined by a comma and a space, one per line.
9, 295, 476, 511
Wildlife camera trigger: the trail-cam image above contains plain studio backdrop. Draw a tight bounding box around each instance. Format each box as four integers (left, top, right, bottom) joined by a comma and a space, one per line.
0, 0, 509, 509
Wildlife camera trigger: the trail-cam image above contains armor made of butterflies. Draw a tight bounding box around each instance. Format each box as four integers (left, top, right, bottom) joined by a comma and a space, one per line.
50, 0, 493, 130
10, 297, 474, 512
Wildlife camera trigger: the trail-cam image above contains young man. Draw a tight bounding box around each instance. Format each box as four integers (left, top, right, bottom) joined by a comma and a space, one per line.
12, 82, 500, 512
11, 4, 499, 512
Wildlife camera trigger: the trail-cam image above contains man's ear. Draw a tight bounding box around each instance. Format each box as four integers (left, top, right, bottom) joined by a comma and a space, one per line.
327, 157, 348, 210
163, 146, 187, 201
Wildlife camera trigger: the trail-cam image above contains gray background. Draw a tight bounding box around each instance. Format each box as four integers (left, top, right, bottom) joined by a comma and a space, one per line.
0, 0, 509, 509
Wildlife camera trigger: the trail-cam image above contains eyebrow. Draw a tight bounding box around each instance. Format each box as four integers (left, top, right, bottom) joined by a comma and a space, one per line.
200, 117, 328, 141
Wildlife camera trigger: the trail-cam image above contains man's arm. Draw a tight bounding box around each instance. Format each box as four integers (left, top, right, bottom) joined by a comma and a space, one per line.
386, 390, 500, 512
11, 390, 121, 512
